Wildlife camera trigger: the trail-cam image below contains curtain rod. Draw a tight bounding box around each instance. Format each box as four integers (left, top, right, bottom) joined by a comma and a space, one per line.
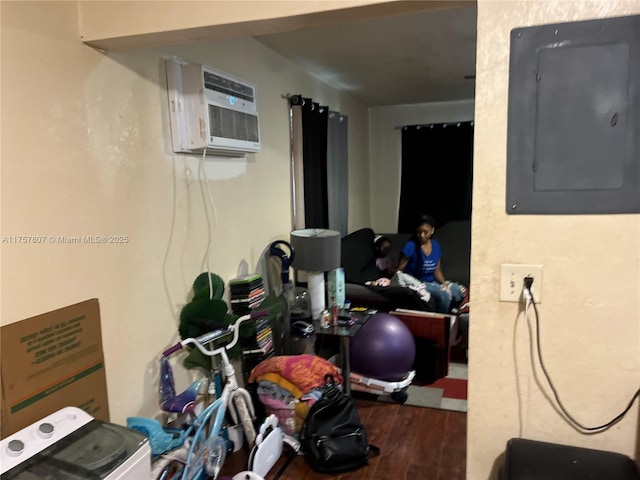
283, 94, 341, 115
394, 120, 474, 130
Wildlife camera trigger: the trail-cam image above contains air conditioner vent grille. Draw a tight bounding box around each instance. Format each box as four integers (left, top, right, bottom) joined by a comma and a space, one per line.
208, 104, 259, 142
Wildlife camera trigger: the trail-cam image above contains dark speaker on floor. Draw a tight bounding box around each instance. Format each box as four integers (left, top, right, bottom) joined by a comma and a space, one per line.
500, 438, 640, 480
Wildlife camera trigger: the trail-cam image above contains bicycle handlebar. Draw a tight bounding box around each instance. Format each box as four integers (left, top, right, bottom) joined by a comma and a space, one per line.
162, 309, 270, 358
162, 342, 184, 357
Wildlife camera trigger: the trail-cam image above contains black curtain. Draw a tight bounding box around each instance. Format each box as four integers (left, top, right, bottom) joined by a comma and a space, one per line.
398, 122, 474, 232
291, 96, 329, 228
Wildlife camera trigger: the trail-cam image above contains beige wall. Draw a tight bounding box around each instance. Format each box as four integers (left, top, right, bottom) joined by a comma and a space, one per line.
369, 100, 475, 233
1, 0, 369, 425
469, 1, 640, 478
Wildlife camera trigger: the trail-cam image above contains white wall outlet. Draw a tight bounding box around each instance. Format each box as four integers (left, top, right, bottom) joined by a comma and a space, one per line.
499, 264, 543, 303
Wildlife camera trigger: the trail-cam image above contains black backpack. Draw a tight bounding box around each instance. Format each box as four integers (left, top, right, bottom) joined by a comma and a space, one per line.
299, 374, 379, 474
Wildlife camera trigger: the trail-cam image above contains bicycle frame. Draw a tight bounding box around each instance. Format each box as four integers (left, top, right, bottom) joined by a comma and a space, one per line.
159, 309, 269, 480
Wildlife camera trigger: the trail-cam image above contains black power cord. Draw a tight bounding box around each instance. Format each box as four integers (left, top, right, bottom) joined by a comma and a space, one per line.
525, 280, 640, 433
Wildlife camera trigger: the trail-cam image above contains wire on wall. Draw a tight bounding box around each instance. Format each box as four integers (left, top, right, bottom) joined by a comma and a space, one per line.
179, 163, 193, 295
526, 286, 640, 434
160, 149, 220, 325
162, 155, 179, 316
197, 149, 218, 300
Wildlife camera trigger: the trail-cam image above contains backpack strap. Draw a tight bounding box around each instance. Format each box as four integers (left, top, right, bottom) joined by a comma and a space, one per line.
272, 449, 298, 480
368, 444, 381, 458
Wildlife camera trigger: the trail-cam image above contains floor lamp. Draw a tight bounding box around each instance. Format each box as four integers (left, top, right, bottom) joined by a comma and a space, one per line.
290, 229, 341, 321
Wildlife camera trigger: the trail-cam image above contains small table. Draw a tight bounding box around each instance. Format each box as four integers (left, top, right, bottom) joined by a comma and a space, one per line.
313, 311, 371, 395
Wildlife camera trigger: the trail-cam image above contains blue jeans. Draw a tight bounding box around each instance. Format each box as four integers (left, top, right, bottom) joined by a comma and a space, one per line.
425, 281, 465, 313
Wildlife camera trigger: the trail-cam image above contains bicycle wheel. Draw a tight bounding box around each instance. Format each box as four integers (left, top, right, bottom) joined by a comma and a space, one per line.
233, 393, 256, 448
155, 460, 183, 480
203, 436, 227, 478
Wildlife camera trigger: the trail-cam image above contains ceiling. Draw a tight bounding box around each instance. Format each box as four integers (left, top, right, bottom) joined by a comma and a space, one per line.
253, 4, 478, 107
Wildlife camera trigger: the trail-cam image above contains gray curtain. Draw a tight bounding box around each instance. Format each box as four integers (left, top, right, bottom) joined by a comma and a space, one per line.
327, 111, 348, 236
290, 103, 305, 230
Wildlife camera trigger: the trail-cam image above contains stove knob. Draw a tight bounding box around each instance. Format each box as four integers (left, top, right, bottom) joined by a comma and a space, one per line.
6, 439, 24, 457
37, 422, 54, 439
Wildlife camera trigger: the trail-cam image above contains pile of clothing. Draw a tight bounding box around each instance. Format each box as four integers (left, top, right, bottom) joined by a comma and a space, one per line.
248, 354, 343, 435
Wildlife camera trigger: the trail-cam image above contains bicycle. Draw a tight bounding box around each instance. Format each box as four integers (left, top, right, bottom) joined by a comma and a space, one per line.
128, 309, 269, 480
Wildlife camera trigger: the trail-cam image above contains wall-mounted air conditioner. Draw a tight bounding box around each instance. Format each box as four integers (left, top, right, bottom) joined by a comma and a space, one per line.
165, 57, 260, 157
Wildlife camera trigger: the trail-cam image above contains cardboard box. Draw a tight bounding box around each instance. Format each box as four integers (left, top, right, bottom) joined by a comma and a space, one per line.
1, 298, 110, 438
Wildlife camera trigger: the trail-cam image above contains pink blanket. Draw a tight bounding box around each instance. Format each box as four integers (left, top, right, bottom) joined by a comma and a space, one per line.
249, 354, 342, 395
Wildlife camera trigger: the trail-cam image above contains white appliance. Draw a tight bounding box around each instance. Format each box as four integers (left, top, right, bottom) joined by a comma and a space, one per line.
0, 407, 151, 480
166, 57, 261, 158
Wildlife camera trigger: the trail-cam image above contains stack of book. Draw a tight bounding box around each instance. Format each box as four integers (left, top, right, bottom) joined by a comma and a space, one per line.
241, 316, 275, 385
231, 274, 274, 385
253, 316, 274, 356
229, 274, 265, 316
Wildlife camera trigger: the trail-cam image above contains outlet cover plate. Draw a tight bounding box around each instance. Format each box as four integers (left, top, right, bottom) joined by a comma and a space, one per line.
499, 264, 543, 302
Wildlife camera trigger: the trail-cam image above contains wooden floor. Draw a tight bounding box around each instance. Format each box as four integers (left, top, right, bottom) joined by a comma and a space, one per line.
220, 398, 467, 480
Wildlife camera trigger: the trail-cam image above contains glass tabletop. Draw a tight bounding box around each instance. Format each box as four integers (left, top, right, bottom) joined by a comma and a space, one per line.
312, 310, 372, 338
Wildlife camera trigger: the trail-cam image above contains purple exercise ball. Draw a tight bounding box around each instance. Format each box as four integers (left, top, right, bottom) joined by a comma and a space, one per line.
349, 312, 416, 381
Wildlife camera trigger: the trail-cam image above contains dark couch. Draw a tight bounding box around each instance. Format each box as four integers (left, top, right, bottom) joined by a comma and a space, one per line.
340, 220, 471, 311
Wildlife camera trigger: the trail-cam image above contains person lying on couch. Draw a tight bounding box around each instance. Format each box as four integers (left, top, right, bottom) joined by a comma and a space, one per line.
374, 235, 399, 278
397, 214, 466, 313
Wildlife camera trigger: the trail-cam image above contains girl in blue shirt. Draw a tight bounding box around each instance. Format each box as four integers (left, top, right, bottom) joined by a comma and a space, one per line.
398, 215, 466, 313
